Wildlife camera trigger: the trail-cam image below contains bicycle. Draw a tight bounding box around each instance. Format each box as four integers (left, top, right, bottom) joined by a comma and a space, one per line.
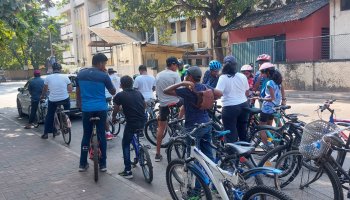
166, 121, 292, 200
52, 104, 72, 145
89, 117, 101, 182
29, 99, 48, 126
129, 129, 153, 183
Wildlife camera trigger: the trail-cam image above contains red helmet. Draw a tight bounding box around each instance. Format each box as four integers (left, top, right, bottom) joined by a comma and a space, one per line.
256, 54, 271, 62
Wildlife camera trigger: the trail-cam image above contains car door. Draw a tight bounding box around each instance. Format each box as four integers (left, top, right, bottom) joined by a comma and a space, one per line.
68, 75, 77, 109
19, 81, 31, 115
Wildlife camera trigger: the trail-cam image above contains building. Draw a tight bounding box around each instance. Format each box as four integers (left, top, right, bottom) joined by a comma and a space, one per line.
330, 0, 350, 59
221, 0, 330, 66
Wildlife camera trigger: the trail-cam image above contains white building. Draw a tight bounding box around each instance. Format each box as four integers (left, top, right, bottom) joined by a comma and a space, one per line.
330, 0, 350, 59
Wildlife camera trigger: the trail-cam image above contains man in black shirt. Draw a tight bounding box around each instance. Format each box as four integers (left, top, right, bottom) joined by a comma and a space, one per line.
112, 75, 146, 179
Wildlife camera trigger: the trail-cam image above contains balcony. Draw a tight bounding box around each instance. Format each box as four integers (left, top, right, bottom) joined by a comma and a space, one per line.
61, 24, 73, 40
63, 51, 74, 59
89, 9, 110, 27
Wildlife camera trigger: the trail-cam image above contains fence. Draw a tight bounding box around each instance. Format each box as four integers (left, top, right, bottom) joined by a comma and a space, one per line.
231, 33, 350, 68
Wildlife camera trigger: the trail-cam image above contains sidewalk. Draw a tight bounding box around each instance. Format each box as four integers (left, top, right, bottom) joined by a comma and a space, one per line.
0, 114, 161, 200
285, 90, 350, 100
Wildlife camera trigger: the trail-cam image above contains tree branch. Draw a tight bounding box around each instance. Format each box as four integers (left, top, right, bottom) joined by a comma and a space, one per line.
176, 0, 211, 12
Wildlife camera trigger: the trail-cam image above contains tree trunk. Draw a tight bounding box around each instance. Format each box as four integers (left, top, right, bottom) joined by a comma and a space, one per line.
211, 20, 224, 62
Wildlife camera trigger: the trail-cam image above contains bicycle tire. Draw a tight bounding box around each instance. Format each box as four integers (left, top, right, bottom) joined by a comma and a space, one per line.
249, 127, 283, 157
166, 139, 188, 163
92, 134, 99, 182
274, 150, 344, 200
62, 127, 71, 145
166, 159, 212, 200
144, 118, 171, 148
111, 121, 121, 136
242, 185, 292, 200
140, 146, 153, 183
130, 142, 138, 165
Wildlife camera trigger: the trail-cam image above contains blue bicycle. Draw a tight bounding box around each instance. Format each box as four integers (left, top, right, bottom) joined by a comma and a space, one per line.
130, 129, 153, 183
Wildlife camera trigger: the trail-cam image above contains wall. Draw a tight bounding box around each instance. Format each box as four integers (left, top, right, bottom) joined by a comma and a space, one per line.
277, 61, 350, 91
4, 69, 47, 81
228, 5, 329, 62
330, 0, 350, 59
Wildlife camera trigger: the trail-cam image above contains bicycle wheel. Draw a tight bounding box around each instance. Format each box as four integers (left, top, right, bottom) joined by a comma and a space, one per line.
111, 121, 121, 136
166, 139, 188, 163
139, 146, 153, 183
249, 127, 283, 160
274, 150, 344, 200
242, 185, 292, 200
144, 118, 171, 147
62, 127, 71, 145
92, 134, 99, 182
130, 142, 138, 165
166, 159, 212, 200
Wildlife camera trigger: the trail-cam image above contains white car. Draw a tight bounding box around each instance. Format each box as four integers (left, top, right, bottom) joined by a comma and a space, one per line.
16, 74, 79, 122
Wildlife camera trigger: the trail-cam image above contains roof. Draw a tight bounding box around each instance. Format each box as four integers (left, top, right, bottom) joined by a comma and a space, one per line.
89, 27, 137, 47
220, 0, 329, 32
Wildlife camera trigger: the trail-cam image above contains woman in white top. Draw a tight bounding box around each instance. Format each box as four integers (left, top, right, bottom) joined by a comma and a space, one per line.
216, 56, 249, 142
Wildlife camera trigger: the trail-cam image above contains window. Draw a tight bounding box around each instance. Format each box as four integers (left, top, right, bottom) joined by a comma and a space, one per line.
341, 0, 350, 11
170, 23, 176, 34
201, 17, 207, 28
187, 59, 192, 65
321, 28, 330, 59
148, 28, 155, 42
196, 59, 202, 66
180, 21, 186, 32
190, 18, 196, 30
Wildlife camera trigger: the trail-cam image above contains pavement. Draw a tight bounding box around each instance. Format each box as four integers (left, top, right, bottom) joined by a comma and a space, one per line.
1, 81, 350, 200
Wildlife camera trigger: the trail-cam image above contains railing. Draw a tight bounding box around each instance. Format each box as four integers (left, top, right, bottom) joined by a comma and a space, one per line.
60, 24, 73, 40
89, 9, 110, 27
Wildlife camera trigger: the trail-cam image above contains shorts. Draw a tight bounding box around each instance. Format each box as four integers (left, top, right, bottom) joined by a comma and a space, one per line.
158, 100, 183, 121
260, 112, 274, 122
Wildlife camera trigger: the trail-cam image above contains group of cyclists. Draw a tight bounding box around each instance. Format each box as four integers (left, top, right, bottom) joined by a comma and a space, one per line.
25, 51, 285, 180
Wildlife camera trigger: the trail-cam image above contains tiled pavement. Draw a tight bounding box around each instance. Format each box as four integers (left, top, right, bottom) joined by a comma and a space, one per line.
0, 114, 162, 200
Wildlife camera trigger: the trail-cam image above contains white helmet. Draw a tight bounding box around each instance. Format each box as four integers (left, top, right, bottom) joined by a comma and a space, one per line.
241, 65, 253, 71
259, 62, 275, 71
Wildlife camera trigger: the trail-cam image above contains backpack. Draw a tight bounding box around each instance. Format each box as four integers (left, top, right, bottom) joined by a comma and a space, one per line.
194, 85, 215, 110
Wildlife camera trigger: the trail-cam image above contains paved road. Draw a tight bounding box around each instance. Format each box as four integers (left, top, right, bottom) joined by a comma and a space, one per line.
2, 81, 350, 199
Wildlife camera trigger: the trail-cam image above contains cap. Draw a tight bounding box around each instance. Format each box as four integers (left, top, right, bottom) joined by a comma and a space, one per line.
108, 68, 117, 73
34, 70, 41, 75
186, 66, 202, 79
166, 57, 180, 66
224, 55, 237, 64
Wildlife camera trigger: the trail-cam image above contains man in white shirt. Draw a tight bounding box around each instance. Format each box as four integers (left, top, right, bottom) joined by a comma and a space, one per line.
105, 68, 120, 140
40, 63, 72, 139
133, 65, 155, 102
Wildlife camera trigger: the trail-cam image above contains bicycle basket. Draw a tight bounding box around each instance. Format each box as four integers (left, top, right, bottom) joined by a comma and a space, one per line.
299, 120, 339, 160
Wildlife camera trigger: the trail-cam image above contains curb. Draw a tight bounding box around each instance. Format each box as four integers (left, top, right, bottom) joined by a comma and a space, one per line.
285, 93, 350, 101
0, 113, 163, 200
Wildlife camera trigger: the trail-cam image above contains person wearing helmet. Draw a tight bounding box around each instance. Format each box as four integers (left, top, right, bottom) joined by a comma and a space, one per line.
202, 60, 222, 88
177, 59, 186, 81
253, 54, 271, 93
241, 64, 254, 90
40, 62, 73, 139
256, 62, 283, 149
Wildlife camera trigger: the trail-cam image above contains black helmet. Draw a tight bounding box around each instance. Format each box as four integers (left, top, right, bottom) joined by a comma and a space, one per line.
52, 63, 62, 71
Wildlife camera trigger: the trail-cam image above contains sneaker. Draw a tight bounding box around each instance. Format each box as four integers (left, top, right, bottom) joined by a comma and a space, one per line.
100, 166, 107, 172
41, 134, 48, 139
79, 164, 89, 172
118, 171, 133, 179
53, 131, 61, 136
24, 124, 34, 129
106, 132, 113, 141
155, 154, 163, 162
261, 142, 274, 151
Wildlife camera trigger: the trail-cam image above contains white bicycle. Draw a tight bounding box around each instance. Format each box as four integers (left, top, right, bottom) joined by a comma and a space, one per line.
166, 121, 292, 200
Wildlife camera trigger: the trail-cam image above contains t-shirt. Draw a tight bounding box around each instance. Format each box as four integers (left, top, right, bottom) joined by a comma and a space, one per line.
262, 80, 282, 114
156, 69, 181, 107
44, 73, 71, 102
175, 83, 210, 128
202, 70, 219, 88
77, 68, 114, 112
216, 73, 249, 107
105, 74, 120, 98
253, 72, 268, 97
133, 74, 156, 101
113, 89, 145, 124
28, 77, 44, 101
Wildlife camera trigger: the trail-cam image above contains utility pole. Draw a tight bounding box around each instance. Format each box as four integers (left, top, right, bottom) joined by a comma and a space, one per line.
49, 30, 53, 56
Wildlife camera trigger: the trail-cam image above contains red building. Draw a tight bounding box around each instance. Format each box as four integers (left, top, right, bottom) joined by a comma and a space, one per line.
221, 0, 330, 64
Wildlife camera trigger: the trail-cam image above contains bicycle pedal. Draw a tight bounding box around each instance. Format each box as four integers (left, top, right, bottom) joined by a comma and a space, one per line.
144, 145, 151, 149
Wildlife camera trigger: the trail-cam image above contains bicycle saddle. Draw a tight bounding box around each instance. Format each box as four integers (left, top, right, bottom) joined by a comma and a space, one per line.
224, 142, 255, 157
243, 107, 262, 114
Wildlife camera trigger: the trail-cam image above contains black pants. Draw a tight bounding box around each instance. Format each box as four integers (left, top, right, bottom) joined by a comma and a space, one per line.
29, 100, 39, 124
222, 102, 249, 143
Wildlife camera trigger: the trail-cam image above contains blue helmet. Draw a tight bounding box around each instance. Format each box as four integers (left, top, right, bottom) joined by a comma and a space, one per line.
209, 60, 222, 71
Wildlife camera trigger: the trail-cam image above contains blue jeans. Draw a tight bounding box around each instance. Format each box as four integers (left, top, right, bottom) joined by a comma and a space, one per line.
186, 125, 213, 161
79, 111, 107, 167
44, 98, 70, 134
122, 121, 145, 171
222, 102, 249, 143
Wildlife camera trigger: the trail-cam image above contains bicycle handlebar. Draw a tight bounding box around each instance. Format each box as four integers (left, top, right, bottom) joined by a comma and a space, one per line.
318, 99, 337, 112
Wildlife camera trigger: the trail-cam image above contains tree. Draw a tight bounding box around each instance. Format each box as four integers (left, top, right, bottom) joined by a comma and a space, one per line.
109, 0, 255, 61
